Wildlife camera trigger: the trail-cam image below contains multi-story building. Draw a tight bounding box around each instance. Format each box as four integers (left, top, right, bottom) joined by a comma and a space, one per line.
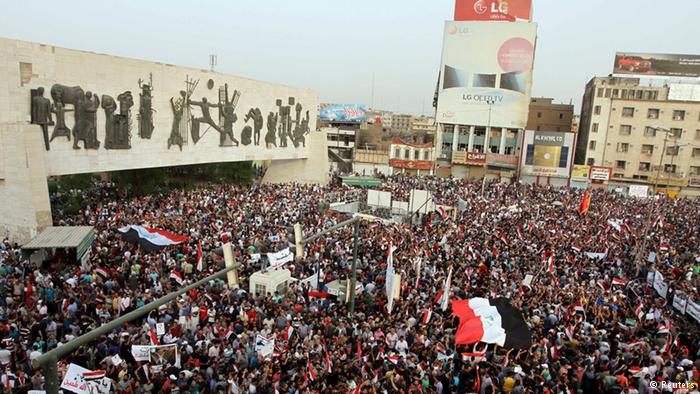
389, 137, 435, 176
575, 77, 700, 196
391, 114, 413, 131
527, 97, 574, 132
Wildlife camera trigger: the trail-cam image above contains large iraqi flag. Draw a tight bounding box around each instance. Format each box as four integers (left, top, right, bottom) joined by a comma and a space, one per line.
452, 297, 531, 349
118, 225, 188, 251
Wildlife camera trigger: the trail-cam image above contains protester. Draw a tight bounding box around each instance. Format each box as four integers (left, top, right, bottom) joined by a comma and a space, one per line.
0, 174, 698, 393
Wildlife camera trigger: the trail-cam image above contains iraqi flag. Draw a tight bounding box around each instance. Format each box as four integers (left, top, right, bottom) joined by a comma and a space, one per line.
95, 266, 110, 280
118, 225, 188, 251
149, 327, 159, 345
635, 302, 645, 320
421, 307, 432, 324
546, 255, 555, 273
516, 226, 524, 240
452, 297, 531, 349
611, 277, 626, 286
196, 241, 203, 271
440, 266, 453, 312
169, 271, 184, 285
654, 212, 664, 229
571, 244, 582, 253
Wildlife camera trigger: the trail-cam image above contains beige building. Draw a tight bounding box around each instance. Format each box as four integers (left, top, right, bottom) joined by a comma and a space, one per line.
526, 97, 574, 132
391, 114, 413, 131
575, 77, 700, 196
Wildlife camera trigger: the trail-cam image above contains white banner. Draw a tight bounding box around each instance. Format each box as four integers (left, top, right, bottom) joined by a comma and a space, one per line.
298, 272, 319, 289
268, 248, 294, 270
60, 364, 111, 394
672, 292, 688, 314
646, 271, 655, 287
653, 271, 668, 298
686, 299, 700, 324
255, 334, 275, 358
130, 344, 180, 367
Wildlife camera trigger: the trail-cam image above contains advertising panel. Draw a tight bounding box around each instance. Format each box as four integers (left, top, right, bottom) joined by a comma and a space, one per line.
589, 166, 612, 183
689, 177, 700, 188
437, 22, 537, 128
452, 150, 487, 165
486, 153, 518, 169
572, 165, 590, 180
389, 159, 434, 170
520, 130, 574, 177
319, 104, 366, 123
454, 0, 533, 22
613, 52, 700, 78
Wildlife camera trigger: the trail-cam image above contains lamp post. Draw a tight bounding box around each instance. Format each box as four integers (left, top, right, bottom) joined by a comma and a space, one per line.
632, 126, 672, 275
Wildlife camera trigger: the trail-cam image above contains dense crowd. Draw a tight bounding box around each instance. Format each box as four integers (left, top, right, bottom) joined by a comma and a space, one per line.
1, 174, 699, 393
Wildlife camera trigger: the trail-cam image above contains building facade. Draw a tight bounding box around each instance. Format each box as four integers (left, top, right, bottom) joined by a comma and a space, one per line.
527, 97, 574, 132
388, 137, 435, 176
391, 114, 413, 131
575, 77, 700, 196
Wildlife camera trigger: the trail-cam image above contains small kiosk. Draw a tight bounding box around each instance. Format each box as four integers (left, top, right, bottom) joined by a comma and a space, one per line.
249, 269, 292, 296
21, 226, 95, 268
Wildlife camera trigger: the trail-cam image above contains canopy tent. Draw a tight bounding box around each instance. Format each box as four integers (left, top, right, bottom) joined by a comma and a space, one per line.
21, 226, 95, 265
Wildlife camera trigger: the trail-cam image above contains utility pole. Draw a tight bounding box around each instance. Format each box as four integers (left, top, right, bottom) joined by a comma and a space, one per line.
33, 264, 241, 394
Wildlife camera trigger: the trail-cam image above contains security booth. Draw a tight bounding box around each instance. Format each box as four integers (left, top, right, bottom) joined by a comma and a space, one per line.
21, 226, 96, 269
249, 269, 292, 296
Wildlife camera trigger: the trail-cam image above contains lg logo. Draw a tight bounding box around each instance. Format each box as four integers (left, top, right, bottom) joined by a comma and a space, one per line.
473, 0, 488, 14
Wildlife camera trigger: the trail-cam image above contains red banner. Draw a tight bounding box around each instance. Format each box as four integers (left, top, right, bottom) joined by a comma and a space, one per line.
389, 159, 434, 170
454, 0, 533, 22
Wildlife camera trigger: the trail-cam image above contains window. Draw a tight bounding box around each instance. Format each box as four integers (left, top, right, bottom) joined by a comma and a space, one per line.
537, 112, 542, 118
613, 173, 625, 179
619, 125, 632, 135
559, 113, 564, 119
474, 127, 485, 137
490, 145, 499, 153
673, 110, 685, 121
636, 90, 643, 99
612, 89, 619, 98
690, 166, 700, 176
457, 143, 467, 151
664, 164, 677, 173
536, 126, 541, 130
696, 129, 700, 140
641, 144, 654, 154
643, 127, 656, 137
394, 148, 400, 158
424, 151, 430, 160
615, 160, 626, 170
459, 125, 469, 135
622, 107, 634, 117
638, 162, 651, 171
633, 175, 649, 180
670, 128, 683, 138
605, 88, 611, 98
587, 158, 595, 165
443, 124, 455, 133
505, 146, 514, 155
597, 88, 603, 97
473, 144, 483, 152
404, 150, 410, 159
589, 140, 597, 150
617, 143, 629, 153
621, 89, 628, 99
594, 105, 601, 115
647, 108, 659, 119
255, 284, 266, 296
591, 123, 598, 133
693, 148, 700, 158
414, 150, 420, 160
666, 146, 679, 156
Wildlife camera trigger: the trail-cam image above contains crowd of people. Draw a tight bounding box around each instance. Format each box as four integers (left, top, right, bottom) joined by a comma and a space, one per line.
0, 173, 699, 393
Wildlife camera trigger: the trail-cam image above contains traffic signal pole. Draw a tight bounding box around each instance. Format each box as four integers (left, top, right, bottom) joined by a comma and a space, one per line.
33, 264, 240, 394
298, 216, 361, 314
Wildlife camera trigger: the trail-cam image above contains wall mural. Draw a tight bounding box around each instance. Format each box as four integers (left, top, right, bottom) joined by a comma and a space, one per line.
30, 75, 313, 152
137, 74, 155, 139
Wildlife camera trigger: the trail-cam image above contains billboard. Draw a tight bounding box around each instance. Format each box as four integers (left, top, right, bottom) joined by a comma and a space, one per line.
668, 84, 700, 102
572, 165, 590, 180
389, 159, 434, 170
520, 131, 574, 177
452, 150, 486, 165
613, 52, 700, 78
320, 104, 366, 123
436, 22, 537, 128
485, 153, 518, 169
454, 0, 533, 22
589, 166, 612, 183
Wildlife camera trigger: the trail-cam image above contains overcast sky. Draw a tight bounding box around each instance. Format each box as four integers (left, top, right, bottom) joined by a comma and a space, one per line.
1, 0, 698, 115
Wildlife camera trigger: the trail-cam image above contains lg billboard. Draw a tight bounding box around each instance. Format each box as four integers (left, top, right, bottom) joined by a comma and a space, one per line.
454, 0, 533, 22
436, 21, 537, 128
